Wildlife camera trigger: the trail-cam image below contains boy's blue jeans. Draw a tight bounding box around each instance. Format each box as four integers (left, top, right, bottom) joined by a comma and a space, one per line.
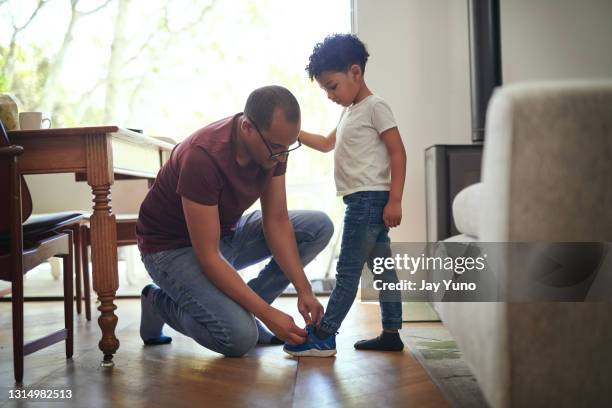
318, 191, 403, 335
140, 210, 334, 357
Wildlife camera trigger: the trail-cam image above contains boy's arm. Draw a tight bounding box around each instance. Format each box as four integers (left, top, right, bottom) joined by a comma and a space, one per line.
380, 127, 406, 228
298, 129, 336, 153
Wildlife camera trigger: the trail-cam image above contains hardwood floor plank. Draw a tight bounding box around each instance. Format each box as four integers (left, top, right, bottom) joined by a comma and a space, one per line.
0, 298, 448, 407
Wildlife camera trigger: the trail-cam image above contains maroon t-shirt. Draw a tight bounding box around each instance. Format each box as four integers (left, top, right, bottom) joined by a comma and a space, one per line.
136, 113, 286, 253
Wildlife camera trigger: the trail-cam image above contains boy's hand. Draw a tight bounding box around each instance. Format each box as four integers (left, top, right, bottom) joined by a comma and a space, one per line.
383, 199, 402, 228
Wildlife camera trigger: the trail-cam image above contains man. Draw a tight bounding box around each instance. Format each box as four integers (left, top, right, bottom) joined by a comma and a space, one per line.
136, 85, 334, 357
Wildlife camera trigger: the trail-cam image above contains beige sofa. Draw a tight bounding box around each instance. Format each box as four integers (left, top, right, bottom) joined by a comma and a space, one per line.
434, 80, 612, 407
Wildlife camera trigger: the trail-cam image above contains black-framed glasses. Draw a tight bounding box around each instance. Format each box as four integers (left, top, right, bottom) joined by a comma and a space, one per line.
246, 116, 302, 160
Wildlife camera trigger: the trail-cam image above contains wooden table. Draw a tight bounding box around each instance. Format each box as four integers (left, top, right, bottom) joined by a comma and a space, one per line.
8, 126, 174, 366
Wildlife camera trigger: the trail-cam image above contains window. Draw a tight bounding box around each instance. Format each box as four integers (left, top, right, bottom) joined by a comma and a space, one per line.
0, 0, 350, 295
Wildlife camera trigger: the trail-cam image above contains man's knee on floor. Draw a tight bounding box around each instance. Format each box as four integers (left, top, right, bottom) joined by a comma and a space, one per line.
218, 319, 258, 358
309, 211, 335, 244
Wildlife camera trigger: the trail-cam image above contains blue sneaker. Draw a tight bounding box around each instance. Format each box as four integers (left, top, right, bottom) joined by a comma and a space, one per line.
283, 325, 337, 357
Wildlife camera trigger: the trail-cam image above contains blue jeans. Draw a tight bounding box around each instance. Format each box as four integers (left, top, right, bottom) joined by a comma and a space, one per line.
319, 191, 403, 334
141, 210, 334, 357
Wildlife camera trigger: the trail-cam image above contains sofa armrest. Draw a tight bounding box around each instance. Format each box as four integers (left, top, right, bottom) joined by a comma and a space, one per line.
480, 80, 612, 241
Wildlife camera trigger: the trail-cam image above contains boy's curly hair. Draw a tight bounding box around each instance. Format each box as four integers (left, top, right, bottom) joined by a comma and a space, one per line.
306, 33, 370, 80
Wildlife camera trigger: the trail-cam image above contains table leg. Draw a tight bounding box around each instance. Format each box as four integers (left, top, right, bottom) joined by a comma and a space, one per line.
89, 183, 120, 366
86, 133, 120, 367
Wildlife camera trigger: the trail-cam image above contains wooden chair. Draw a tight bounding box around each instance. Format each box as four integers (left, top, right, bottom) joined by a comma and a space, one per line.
0, 120, 83, 383
77, 214, 138, 321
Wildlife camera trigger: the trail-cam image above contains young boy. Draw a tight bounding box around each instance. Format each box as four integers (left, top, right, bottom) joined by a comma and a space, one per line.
284, 34, 407, 357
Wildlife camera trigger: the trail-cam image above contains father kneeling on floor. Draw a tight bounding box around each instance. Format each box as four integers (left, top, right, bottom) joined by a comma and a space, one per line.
135, 85, 334, 356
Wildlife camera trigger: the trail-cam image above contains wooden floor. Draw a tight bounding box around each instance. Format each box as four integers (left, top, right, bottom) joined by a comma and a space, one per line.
0, 296, 449, 408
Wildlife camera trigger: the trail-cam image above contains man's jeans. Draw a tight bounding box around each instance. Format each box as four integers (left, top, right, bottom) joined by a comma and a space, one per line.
318, 191, 403, 335
141, 210, 333, 357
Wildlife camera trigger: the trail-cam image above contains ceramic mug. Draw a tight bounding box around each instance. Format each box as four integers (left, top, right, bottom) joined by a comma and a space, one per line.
19, 112, 51, 130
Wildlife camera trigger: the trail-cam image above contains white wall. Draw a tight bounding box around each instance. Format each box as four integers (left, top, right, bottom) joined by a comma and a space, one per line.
355, 0, 471, 241
501, 0, 612, 83
355, 0, 612, 242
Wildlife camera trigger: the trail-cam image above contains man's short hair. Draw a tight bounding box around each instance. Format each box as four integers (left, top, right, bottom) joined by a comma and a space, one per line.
306, 33, 370, 80
244, 85, 301, 131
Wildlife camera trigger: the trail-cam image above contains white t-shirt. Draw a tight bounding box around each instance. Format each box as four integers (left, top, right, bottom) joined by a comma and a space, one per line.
334, 94, 398, 196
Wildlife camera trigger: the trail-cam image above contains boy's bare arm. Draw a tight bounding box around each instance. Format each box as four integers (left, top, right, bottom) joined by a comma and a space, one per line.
298, 129, 336, 153
380, 127, 406, 227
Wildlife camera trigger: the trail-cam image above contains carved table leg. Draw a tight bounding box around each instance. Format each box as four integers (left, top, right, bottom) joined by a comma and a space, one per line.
87, 134, 120, 367
90, 184, 120, 366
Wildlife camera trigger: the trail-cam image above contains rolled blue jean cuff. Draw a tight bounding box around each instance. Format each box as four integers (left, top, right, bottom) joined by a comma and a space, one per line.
382, 319, 403, 330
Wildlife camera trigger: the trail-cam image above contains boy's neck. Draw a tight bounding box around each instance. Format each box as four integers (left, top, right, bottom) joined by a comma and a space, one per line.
353, 82, 373, 105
